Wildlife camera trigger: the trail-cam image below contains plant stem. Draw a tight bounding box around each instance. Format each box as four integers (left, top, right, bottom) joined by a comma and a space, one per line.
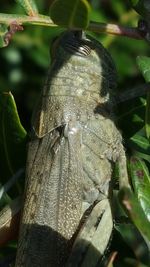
88, 21, 142, 39
0, 13, 143, 40
0, 13, 55, 26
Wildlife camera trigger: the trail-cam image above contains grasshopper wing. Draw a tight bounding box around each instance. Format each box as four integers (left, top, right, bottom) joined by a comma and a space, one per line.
15, 122, 83, 267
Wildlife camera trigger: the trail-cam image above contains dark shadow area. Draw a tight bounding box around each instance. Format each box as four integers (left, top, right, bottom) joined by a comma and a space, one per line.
94, 102, 114, 118
0, 254, 16, 267
13, 223, 104, 267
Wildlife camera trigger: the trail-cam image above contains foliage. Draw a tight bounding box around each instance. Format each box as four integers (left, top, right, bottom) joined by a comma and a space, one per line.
0, 0, 150, 266
50, 0, 91, 28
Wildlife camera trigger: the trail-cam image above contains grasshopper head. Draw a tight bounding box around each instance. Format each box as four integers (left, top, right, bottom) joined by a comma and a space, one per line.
50, 31, 117, 105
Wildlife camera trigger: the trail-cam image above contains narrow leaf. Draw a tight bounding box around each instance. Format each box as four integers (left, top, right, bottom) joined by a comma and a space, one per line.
0, 92, 27, 182
137, 56, 150, 139
15, 0, 39, 16
130, 132, 150, 153
133, 150, 150, 163
50, 0, 91, 29
137, 56, 150, 83
129, 156, 150, 222
119, 187, 150, 241
115, 223, 149, 262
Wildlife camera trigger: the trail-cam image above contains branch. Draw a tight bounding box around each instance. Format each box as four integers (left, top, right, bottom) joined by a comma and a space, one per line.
88, 21, 142, 40
0, 13, 55, 27
0, 13, 144, 40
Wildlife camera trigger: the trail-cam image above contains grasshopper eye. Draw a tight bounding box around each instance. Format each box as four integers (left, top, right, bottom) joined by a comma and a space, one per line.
51, 31, 92, 58
64, 36, 92, 56
64, 31, 92, 56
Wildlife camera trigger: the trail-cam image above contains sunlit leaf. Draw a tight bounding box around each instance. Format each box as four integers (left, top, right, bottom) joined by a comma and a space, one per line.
129, 131, 150, 154
133, 150, 150, 162
15, 0, 39, 16
129, 156, 150, 222
137, 56, 150, 139
50, 0, 91, 29
137, 56, 150, 82
119, 187, 150, 241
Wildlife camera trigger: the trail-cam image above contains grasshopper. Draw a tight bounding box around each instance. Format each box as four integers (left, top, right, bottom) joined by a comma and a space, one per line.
2, 31, 129, 267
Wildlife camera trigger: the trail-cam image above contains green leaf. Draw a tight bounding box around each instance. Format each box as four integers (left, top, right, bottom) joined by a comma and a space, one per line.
129, 157, 150, 222
50, 0, 91, 29
137, 56, 150, 139
129, 131, 150, 154
0, 24, 8, 48
119, 187, 150, 241
133, 150, 150, 163
15, 0, 39, 16
115, 223, 149, 263
130, 0, 139, 6
137, 56, 150, 82
0, 92, 27, 182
